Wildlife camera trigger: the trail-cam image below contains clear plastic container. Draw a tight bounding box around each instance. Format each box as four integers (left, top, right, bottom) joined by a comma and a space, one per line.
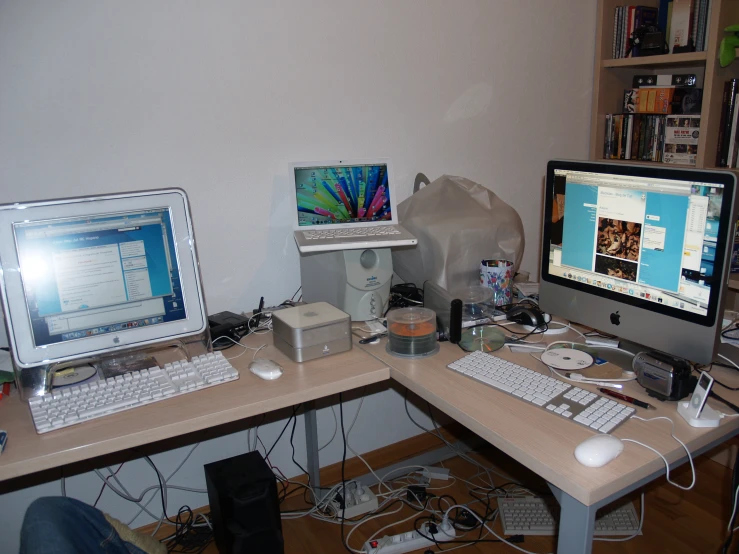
386, 307, 438, 358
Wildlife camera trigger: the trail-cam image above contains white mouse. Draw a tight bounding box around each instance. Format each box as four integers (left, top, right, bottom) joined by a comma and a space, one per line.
249, 359, 283, 380
574, 434, 624, 468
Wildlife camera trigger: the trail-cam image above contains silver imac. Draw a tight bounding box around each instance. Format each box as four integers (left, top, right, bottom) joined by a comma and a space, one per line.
0, 189, 207, 368
540, 160, 738, 364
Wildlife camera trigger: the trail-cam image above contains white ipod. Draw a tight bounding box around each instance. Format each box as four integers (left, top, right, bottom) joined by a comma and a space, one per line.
685, 371, 714, 420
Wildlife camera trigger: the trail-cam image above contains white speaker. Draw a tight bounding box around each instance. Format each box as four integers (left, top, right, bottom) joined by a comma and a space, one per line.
299, 248, 393, 321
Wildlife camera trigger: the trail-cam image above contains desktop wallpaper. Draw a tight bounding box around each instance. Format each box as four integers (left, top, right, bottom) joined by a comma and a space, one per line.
294, 164, 391, 226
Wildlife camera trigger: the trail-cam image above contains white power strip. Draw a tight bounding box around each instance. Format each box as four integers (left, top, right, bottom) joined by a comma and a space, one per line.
330, 485, 378, 519
364, 520, 456, 554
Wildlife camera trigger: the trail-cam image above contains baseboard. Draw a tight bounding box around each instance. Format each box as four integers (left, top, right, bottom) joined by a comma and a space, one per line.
136, 422, 472, 535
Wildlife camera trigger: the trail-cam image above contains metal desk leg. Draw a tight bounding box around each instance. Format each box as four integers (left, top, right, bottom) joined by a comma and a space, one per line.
549, 484, 596, 554
304, 401, 321, 487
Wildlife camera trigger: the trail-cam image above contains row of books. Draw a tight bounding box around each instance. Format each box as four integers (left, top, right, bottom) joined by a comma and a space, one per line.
715, 79, 739, 168
612, 5, 658, 58
604, 114, 700, 165
612, 0, 711, 59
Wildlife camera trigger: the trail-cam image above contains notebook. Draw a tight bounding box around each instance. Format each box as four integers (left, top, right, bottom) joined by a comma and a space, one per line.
289, 158, 417, 253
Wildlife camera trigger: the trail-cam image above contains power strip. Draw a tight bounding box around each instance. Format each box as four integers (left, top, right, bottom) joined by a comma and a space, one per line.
330, 485, 378, 519
364, 520, 456, 554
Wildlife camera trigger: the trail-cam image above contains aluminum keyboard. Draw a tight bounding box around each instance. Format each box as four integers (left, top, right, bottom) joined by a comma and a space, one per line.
498, 497, 641, 536
448, 351, 635, 433
28, 351, 239, 434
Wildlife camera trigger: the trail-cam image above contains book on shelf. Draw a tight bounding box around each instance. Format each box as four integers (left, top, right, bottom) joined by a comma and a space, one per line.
716, 79, 739, 167
666, 0, 710, 52
669, 0, 694, 52
662, 115, 700, 165
731, 220, 739, 274
603, 114, 666, 162
623, 87, 702, 114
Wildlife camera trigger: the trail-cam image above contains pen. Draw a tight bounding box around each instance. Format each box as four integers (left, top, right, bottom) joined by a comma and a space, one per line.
598, 387, 654, 409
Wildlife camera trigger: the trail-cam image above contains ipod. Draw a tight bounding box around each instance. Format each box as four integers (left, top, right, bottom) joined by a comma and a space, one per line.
684, 371, 714, 420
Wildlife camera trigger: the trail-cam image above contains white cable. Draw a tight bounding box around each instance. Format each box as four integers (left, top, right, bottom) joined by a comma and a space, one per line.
622, 416, 696, 491
719, 353, 739, 370
730, 484, 739, 532
61, 476, 66, 497
443, 504, 551, 554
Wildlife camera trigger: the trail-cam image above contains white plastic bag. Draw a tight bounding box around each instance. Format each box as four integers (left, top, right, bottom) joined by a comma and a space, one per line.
392, 174, 525, 291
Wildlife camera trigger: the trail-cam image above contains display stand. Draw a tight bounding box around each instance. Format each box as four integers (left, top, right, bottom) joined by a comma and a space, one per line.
13, 329, 212, 402
300, 248, 393, 321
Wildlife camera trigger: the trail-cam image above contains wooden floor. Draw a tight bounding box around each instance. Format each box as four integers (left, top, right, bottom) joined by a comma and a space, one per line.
181, 445, 734, 554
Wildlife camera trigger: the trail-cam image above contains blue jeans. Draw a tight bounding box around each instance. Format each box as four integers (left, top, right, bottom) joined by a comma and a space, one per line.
20, 497, 147, 554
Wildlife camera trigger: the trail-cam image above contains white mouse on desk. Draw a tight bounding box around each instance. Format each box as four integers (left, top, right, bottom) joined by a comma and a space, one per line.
574, 434, 624, 467
249, 359, 283, 380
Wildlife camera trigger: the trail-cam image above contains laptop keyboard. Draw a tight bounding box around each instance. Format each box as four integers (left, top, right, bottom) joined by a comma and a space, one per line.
304, 226, 401, 239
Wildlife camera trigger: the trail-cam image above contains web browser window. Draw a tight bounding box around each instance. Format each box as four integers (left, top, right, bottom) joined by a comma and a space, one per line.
14, 209, 186, 347
547, 169, 724, 316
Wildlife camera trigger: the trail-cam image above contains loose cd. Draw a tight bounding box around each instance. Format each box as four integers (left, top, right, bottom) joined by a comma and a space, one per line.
540, 348, 593, 370
52, 364, 97, 387
459, 325, 505, 353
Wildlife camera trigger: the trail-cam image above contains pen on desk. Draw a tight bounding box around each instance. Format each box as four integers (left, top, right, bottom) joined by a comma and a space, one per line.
598, 387, 654, 409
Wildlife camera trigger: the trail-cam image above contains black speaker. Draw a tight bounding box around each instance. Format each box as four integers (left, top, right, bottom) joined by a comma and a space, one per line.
204, 451, 284, 554
449, 299, 463, 344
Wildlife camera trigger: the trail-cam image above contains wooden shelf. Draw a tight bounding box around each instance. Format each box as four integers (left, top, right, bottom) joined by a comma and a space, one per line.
730, 277, 739, 292
602, 51, 708, 69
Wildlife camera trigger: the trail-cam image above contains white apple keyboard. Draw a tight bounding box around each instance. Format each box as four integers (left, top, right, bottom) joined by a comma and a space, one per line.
448, 351, 635, 433
27, 351, 239, 434
498, 497, 640, 536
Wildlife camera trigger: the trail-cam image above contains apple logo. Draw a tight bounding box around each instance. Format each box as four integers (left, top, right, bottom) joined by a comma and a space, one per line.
610, 311, 621, 326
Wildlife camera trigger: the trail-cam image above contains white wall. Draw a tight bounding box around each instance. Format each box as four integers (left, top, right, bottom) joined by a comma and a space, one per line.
0, 0, 595, 549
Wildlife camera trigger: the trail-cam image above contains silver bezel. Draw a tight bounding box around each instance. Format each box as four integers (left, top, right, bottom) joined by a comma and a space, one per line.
0, 189, 207, 368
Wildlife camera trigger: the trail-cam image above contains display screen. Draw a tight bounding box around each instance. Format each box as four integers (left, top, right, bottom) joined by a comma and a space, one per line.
14, 209, 185, 347
546, 168, 726, 318
293, 163, 392, 226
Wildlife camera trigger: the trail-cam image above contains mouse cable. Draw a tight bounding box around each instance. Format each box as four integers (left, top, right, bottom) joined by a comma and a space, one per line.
621, 415, 696, 491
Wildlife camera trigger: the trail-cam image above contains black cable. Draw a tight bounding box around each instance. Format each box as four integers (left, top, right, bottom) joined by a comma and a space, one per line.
338, 393, 353, 554
710, 390, 739, 414
265, 405, 300, 459
289, 406, 311, 488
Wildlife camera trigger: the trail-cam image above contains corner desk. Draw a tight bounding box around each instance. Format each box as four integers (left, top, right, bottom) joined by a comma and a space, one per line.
357, 331, 739, 554
2, 328, 739, 554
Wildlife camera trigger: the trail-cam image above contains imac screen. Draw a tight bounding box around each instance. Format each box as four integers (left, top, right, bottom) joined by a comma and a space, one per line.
544, 162, 735, 325
293, 163, 391, 226
14, 209, 185, 348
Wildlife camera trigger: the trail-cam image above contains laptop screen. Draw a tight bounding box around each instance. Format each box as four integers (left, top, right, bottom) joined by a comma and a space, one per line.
293, 162, 393, 227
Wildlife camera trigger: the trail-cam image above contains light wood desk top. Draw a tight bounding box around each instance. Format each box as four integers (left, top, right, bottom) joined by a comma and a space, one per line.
0, 335, 390, 482
359, 331, 739, 506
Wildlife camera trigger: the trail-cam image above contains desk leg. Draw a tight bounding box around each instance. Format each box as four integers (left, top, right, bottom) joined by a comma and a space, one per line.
548, 484, 595, 554
304, 401, 321, 488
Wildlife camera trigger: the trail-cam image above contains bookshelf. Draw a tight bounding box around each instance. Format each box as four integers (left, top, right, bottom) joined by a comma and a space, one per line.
590, 0, 739, 169
591, 1, 739, 293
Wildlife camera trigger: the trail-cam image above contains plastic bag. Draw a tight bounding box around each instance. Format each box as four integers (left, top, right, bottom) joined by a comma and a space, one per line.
392, 174, 525, 292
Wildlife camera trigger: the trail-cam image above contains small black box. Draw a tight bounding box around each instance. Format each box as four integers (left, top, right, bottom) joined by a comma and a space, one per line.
204, 451, 283, 554
208, 310, 250, 341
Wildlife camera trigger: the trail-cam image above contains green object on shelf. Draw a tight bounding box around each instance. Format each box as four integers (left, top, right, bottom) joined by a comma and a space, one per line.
719, 25, 739, 67
0, 371, 13, 384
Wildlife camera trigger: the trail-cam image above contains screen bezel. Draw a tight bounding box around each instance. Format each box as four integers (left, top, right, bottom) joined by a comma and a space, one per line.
288, 158, 398, 229
0, 189, 207, 368
540, 160, 737, 329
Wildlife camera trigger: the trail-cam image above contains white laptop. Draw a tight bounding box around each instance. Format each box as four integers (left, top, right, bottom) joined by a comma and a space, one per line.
289, 158, 417, 253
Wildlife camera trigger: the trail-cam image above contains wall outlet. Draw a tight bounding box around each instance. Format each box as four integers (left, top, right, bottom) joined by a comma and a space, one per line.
364, 520, 456, 554
330, 485, 378, 519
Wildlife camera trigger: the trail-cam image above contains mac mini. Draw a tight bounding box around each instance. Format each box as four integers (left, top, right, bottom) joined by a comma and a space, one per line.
271, 302, 352, 362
